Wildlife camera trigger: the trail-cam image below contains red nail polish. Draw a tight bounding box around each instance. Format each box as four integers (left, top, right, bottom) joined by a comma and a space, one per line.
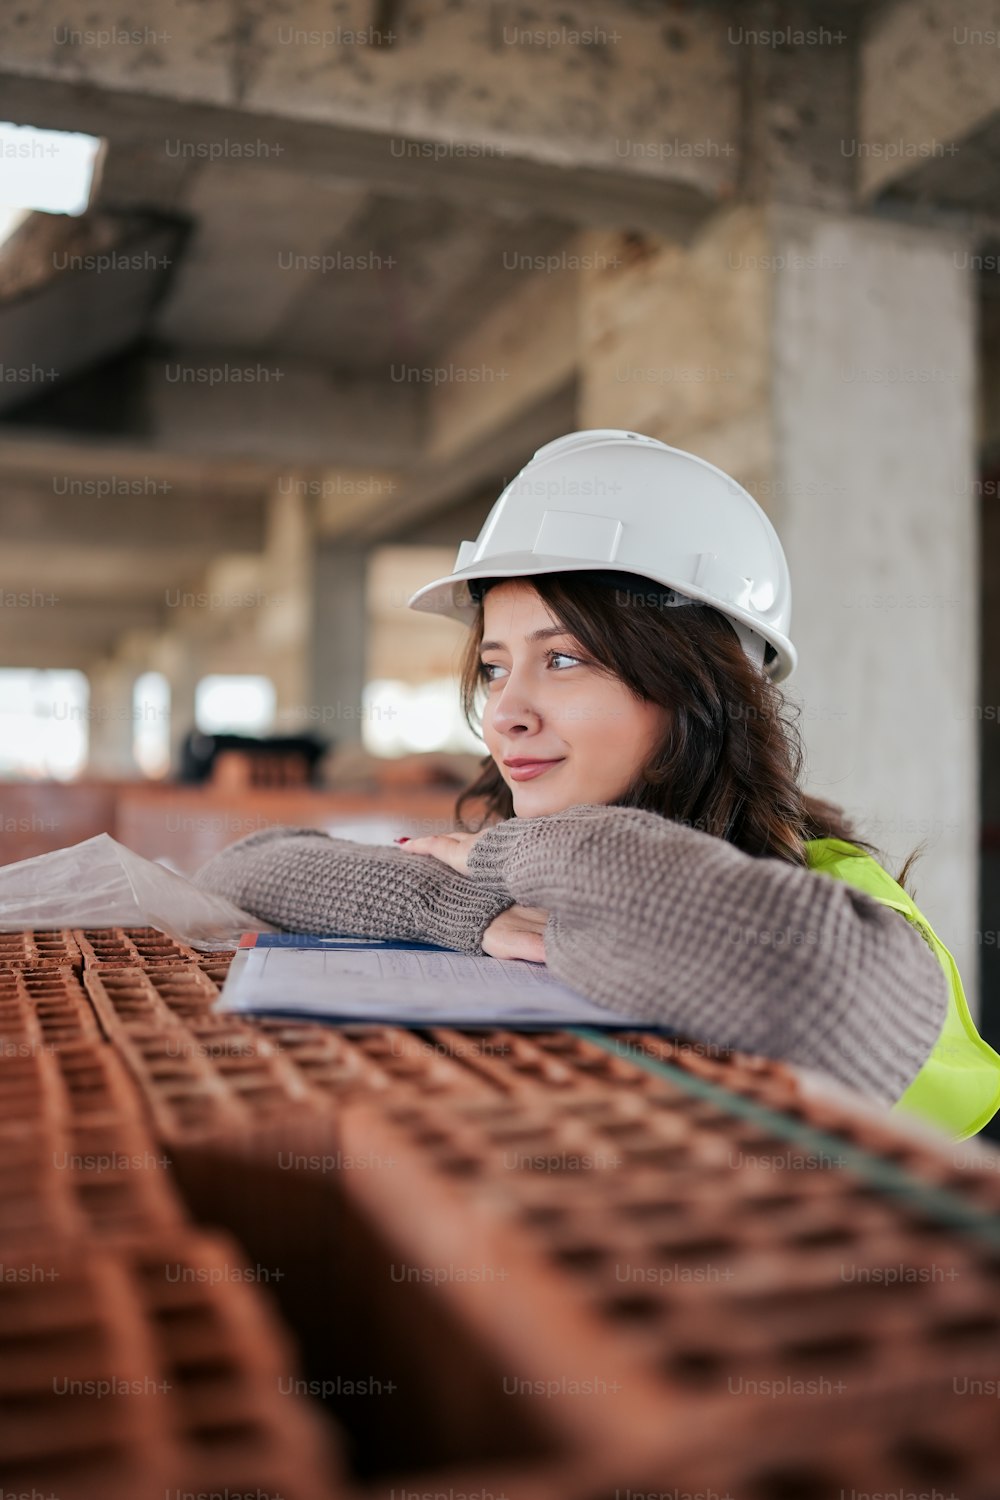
394, 836, 410, 843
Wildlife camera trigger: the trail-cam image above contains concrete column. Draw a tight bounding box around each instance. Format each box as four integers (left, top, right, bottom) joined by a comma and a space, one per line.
153, 635, 199, 774
260, 484, 311, 725
85, 660, 137, 777
308, 542, 369, 750
770, 203, 978, 1006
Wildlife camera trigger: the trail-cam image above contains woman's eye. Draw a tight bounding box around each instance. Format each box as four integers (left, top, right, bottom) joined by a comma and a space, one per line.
479, 651, 582, 681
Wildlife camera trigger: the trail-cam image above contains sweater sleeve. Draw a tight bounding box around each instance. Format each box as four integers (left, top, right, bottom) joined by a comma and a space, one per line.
465, 803, 950, 1106
192, 825, 514, 955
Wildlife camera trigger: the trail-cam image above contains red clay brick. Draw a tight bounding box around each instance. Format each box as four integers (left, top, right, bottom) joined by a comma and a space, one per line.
4, 927, 999, 1493
73, 927, 206, 969
0, 1230, 346, 1500
0, 965, 101, 1050
0, 929, 81, 972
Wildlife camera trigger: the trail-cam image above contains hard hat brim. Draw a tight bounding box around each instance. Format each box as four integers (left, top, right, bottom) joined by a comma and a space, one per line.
407, 554, 798, 684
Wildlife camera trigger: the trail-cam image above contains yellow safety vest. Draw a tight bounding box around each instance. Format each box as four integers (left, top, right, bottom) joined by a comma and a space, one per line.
804, 837, 1000, 1141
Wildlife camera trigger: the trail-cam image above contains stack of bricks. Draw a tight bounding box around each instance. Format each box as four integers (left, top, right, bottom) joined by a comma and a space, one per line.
0, 930, 344, 1500
1, 926, 999, 1500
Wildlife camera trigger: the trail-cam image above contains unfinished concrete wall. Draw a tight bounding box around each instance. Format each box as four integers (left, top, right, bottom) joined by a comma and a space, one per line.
578, 209, 774, 486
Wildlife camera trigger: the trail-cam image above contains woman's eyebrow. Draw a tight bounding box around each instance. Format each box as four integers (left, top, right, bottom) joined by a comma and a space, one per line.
480, 627, 571, 652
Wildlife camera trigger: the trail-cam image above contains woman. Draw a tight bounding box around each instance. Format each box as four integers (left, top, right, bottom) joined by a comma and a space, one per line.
195, 430, 998, 1135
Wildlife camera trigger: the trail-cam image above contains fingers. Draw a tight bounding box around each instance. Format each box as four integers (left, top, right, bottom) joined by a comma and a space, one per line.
396, 831, 480, 877
518, 932, 547, 963
397, 834, 463, 873
482, 929, 546, 963
481, 908, 548, 964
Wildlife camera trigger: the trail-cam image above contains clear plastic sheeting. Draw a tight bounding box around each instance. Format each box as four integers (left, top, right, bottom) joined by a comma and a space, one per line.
0, 833, 272, 949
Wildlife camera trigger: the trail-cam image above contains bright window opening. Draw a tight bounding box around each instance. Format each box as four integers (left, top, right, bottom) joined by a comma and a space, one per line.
362, 678, 485, 757
0, 669, 89, 779
195, 675, 276, 736
0, 122, 102, 217
133, 672, 171, 778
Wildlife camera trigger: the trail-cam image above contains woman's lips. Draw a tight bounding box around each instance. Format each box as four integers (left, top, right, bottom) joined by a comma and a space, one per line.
506, 759, 565, 781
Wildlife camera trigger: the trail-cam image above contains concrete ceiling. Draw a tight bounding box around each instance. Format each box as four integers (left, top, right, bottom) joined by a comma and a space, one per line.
0, 0, 989, 672
0, 4, 625, 670
149, 164, 579, 370
0, 143, 585, 665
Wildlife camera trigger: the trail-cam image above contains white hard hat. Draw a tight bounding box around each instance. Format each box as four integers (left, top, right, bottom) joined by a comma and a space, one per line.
407, 429, 797, 683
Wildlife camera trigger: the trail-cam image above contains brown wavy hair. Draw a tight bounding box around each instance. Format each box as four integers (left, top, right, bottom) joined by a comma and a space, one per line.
452, 572, 924, 893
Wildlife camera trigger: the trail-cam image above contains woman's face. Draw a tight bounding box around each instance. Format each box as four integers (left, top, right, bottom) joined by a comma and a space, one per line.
479, 579, 672, 816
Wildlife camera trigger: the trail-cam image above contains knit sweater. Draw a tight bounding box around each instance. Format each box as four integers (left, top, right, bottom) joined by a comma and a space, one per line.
192, 803, 950, 1106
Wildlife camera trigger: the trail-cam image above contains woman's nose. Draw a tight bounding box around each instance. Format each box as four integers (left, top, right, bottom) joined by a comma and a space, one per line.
490, 672, 543, 732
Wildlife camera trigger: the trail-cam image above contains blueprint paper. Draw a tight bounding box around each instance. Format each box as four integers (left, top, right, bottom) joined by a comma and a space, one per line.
217, 940, 645, 1027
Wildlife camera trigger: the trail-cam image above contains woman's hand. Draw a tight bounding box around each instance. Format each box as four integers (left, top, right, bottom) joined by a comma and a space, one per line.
398, 830, 483, 876
400, 830, 548, 960
480, 904, 549, 964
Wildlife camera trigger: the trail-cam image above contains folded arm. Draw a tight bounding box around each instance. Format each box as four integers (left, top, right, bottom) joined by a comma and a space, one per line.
193, 826, 514, 954
466, 803, 949, 1105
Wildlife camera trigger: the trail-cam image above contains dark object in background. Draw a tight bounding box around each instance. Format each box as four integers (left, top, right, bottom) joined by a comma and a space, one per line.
177, 731, 329, 787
